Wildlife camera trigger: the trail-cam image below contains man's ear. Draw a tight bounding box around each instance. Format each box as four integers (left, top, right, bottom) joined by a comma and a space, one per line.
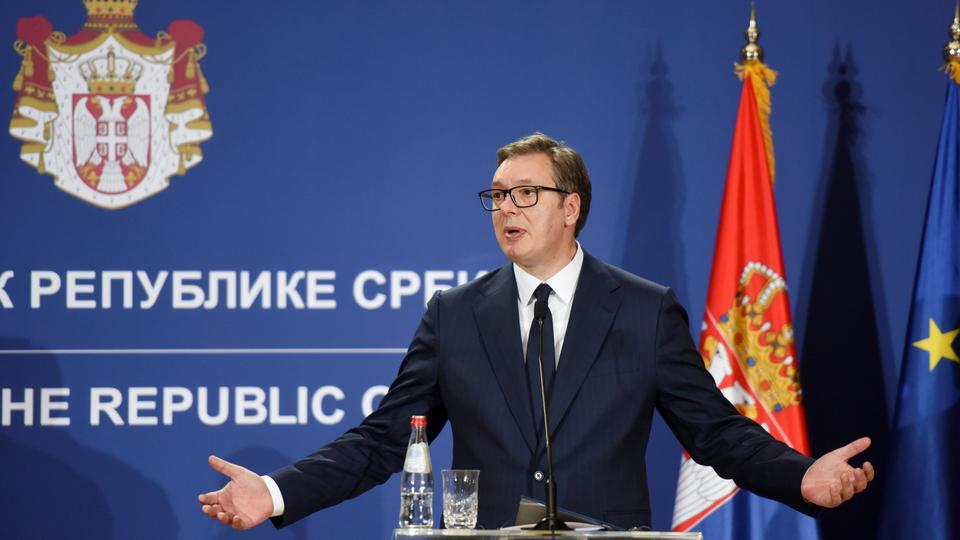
564, 192, 581, 228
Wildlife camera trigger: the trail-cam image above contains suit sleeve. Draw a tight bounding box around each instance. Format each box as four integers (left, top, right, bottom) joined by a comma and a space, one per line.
267, 292, 449, 528
652, 288, 817, 516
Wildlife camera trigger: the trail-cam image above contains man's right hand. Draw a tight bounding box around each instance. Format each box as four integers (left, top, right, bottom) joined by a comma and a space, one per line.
198, 455, 274, 531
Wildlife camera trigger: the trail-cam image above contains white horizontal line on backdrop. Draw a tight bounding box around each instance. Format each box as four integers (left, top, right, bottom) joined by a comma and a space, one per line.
0, 348, 408, 355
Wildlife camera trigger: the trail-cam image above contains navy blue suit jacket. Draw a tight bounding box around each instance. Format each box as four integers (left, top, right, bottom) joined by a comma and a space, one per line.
270, 252, 815, 529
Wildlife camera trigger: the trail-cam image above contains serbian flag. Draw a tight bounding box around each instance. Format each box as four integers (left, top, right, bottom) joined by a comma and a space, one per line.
670, 60, 819, 540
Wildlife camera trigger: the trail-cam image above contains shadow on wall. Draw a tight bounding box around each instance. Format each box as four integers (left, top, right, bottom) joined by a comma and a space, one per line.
621, 42, 689, 305
798, 45, 889, 540
0, 338, 177, 539
620, 43, 687, 532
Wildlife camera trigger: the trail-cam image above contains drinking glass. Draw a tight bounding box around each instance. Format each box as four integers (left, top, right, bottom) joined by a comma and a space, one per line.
441, 469, 479, 529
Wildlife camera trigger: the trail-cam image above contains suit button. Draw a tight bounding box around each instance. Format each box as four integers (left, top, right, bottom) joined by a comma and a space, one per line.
534, 471, 544, 481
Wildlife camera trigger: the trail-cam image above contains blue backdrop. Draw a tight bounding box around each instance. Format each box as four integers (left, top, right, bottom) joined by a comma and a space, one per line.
0, 1, 945, 538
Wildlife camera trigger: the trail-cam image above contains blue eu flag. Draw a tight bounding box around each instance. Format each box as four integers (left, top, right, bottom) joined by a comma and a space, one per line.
880, 81, 960, 540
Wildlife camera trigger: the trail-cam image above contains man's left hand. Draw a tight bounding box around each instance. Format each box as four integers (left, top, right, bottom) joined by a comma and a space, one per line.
801, 436, 875, 508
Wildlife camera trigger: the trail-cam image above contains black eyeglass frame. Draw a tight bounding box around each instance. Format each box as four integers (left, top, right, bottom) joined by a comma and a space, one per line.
477, 185, 570, 211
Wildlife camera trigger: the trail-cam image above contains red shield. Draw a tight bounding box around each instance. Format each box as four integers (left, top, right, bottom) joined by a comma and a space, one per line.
71, 93, 152, 194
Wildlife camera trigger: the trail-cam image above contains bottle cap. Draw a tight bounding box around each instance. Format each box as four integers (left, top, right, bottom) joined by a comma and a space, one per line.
410, 415, 427, 428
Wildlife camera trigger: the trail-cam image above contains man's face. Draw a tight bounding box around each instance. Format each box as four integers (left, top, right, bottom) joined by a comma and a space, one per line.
491, 153, 580, 278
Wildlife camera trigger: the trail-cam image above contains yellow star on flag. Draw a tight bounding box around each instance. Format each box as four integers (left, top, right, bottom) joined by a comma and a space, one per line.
912, 318, 960, 371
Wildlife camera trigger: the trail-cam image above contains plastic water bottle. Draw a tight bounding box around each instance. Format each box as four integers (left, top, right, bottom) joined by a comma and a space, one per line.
399, 415, 434, 528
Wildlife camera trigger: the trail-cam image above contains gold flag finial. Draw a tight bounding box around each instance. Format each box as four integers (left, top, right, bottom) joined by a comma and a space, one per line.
946, 2, 960, 62
734, 2, 777, 183
742, 3, 763, 62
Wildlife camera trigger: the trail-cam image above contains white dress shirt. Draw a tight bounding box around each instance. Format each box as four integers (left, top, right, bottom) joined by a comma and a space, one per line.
513, 242, 584, 364
263, 242, 585, 517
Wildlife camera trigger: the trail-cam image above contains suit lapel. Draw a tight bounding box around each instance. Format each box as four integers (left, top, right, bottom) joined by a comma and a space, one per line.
549, 253, 620, 435
473, 265, 537, 454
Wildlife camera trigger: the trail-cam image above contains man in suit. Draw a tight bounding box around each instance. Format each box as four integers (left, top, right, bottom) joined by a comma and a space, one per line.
199, 133, 874, 531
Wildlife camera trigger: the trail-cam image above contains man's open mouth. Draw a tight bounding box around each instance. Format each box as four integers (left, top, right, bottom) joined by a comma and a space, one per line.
503, 227, 525, 239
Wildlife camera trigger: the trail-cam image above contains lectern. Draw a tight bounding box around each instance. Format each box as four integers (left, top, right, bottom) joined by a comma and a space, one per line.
394, 530, 702, 539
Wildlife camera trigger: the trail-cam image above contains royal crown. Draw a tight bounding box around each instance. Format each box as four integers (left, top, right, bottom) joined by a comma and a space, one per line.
83, 0, 138, 18
82, 0, 139, 31
81, 49, 142, 95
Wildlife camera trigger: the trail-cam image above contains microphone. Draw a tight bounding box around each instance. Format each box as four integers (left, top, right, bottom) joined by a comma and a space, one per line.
528, 296, 570, 532
533, 297, 549, 323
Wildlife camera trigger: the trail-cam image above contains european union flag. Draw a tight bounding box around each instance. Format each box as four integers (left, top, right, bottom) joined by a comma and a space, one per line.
880, 80, 960, 540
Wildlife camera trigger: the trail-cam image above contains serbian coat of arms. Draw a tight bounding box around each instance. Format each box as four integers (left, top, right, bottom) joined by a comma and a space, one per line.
10, 0, 212, 209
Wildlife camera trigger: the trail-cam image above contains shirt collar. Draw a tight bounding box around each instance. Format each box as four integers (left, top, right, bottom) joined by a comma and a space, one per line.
513, 242, 584, 306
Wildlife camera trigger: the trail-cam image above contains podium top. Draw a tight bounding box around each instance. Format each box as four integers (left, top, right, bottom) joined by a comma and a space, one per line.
393, 529, 702, 539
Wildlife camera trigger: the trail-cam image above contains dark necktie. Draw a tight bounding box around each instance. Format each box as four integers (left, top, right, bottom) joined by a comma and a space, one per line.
526, 283, 555, 441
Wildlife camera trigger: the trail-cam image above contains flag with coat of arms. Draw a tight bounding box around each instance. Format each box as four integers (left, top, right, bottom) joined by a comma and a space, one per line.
671, 9, 819, 540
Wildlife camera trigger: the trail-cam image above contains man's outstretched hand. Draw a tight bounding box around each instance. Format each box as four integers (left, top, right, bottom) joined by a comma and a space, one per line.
801, 437, 875, 508
198, 455, 274, 531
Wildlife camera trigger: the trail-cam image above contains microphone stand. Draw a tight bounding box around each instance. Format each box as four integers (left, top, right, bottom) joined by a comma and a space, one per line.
528, 299, 570, 532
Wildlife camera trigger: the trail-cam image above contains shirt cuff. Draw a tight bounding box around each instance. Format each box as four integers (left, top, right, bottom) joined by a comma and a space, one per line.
261, 475, 285, 517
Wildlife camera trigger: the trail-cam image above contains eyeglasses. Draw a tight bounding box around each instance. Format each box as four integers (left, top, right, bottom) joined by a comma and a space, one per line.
478, 185, 570, 211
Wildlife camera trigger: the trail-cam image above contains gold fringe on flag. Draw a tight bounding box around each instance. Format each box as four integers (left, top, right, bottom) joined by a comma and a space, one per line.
944, 60, 960, 85
735, 60, 778, 184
